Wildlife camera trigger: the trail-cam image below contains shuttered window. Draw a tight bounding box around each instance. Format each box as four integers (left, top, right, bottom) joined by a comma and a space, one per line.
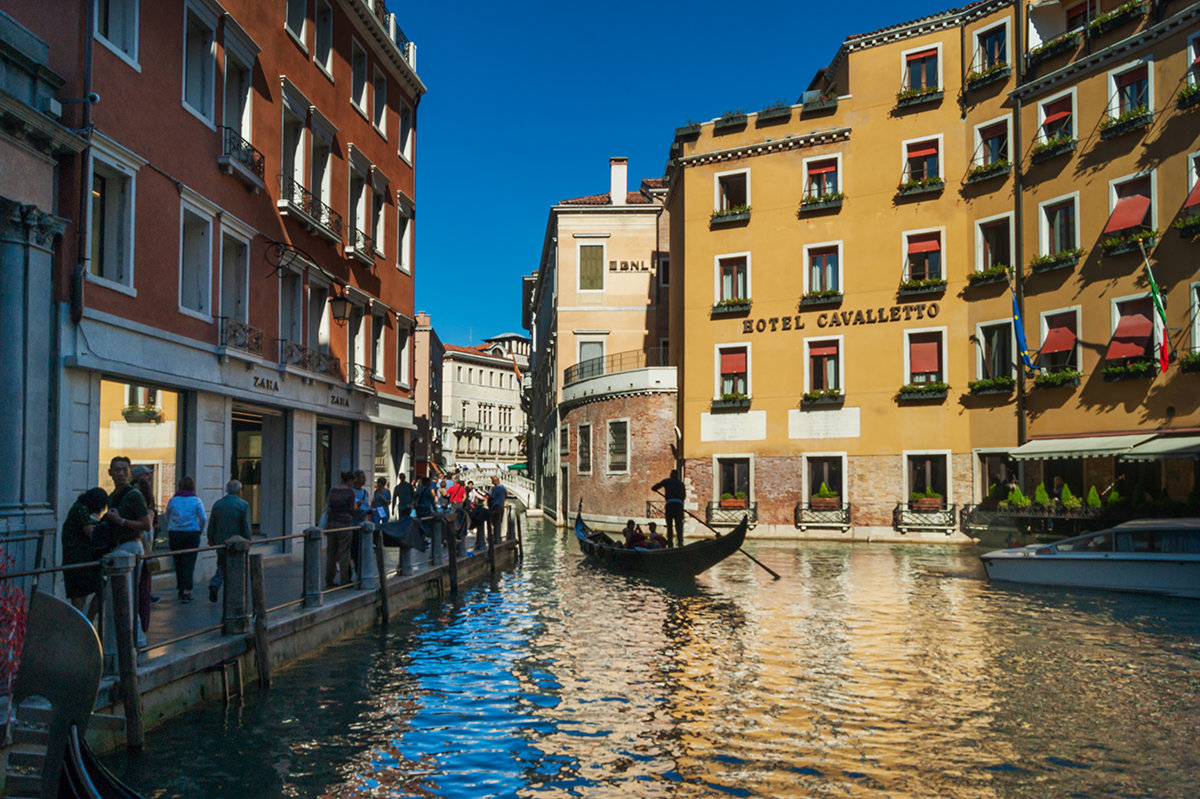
579, 244, 604, 291
607, 420, 628, 473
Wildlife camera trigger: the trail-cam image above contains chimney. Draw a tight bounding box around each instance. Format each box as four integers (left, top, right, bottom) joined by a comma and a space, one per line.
609, 157, 628, 206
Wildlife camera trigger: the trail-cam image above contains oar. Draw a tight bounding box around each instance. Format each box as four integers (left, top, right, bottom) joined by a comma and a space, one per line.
654, 490, 781, 581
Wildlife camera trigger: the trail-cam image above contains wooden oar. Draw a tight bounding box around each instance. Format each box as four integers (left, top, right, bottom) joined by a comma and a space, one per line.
654, 490, 781, 581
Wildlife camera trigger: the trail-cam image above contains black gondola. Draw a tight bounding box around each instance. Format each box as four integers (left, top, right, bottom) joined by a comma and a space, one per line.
575, 511, 748, 577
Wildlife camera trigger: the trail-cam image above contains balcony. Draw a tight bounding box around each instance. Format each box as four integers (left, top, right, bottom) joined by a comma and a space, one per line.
218, 127, 265, 191
563, 347, 671, 386
278, 339, 342, 380
794, 501, 851, 531
893, 502, 957, 534
278, 175, 343, 244
347, 226, 376, 268
348, 362, 376, 390
218, 317, 264, 357
706, 500, 757, 528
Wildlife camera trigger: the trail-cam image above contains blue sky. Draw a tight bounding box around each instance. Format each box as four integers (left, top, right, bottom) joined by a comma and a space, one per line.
404, 1, 956, 346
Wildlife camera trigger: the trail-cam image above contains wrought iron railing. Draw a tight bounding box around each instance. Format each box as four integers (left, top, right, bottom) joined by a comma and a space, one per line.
348, 362, 376, 389
278, 175, 343, 240
219, 126, 264, 180
563, 347, 672, 386
794, 501, 852, 528
645, 500, 665, 517
218, 317, 264, 356
278, 339, 342, 380
893, 502, 958, 533
706, 500, 757, 527
348, 226, 376, 261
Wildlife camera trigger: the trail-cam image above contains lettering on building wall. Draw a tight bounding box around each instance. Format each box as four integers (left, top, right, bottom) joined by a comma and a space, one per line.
739, 303, 940, 335
608, 260, 650, 272
330, 395, 350, 407
252, 375, 280, 392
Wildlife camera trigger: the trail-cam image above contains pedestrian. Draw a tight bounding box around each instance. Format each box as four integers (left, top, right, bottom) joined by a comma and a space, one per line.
207, 479, 251, 602
61, 487, 110, 620
129, 465, 159, 625
651, 469, 686, 548
487, 474, 508, 545
414, 476, 436, 517
323, 471, 357, 588
372, 477, 391, 524
466, 480, 488, 547
352, 470, 370, 523
164, 476, 206, 602
446, 476, 466, 512
393, 472, 414, 518
103, 457, 152, 647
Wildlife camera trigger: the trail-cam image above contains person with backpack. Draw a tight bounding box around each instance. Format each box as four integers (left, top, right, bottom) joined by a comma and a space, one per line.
61, 487, 111, 620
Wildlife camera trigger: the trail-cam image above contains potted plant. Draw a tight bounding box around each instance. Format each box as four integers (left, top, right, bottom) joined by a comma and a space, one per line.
1179, 350, 1200, 373
712, 297, 752, 313
1173, 212, 1200, 239
1100, 228, 1157, 256
1086, 485, 1103, 509
720, 491, 748, 509
1099, 104, 1153, 138
799, 191, 844, 211
811, 482, 841, 510
1179, 83, 1200, 110
710, 204, 751, 224
966, 159, 1011, 183
1030, 134, 1077, 163
1027, 31, 1079, 67
1003, 486, 1032, 509
897, 176, 945, 195
800, 288, 843, 306
911, 486, 945, 511
1060, 484, 1082, 511
756, 100, 792, 123
1033, 367, 1082, 388
121, 404, 164, 424
713, 109, 748, 132
802, 90, 839, 112
1101, 358, 1157, 381
1033, 483, 1053, 508
674, 121, 702, 138
967, 375, 1015, 395
1088, 1, 1146, 37
965, 61, 1011, 90
802, 388, 844, 404
967, 264, 1009, 286
713, 392, 751, 409
895, 85, 943, 107
898, 277, 947, 294
898, 380, 950, 399
1030, 247, 1083, 273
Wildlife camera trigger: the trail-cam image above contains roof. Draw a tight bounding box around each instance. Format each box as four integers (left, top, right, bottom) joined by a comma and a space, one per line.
559, 191, 655, 206
484, 332, 529, 342
443, 343, 509, 360
846, 0, 988, 41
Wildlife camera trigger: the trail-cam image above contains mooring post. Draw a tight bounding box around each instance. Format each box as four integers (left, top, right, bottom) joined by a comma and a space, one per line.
399, 542, 414, 575
103, 549, 144, 748
302, 526, 324, 608
430, 516, 444, 565
100, 558, 123, 676
515, 508, 524, 563
222, 536, 251, 635
373, 527, 390, 623
506, 504, 516, 541
474, 518, 486, 550
248, 553, 271, 690
357, 521, 379, 591
445, 521, 459, 597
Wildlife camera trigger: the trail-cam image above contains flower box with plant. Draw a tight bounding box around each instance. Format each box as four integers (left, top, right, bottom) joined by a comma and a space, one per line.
802, 388, 844, 405
910, 486, 945, 511
811, 482, 841, 510
710, 204, 751, 225
1033, 367, 1082, 388
719, 491, 748, 509
965, 62, 1011, 90
674, 122, 701, 139
1174, 212, 1200, 239
1027, 32, 1079, 67
1180, 350, 1200, 373
1030, 135, 1076, 163
1178, 83, 1200, 110
1029, 248, 1083, 273
898, 381, 950, 400
713, 110, 748, 132
803, 92, 839, 112
712, 297, 752, 314
1099, 105, 1153, 138
1101, 357, 1158, 382
799, 192, 844, 211
1088, 1, 1146, 37
895, 86, 943, 107
897, 176, 945, 196
1060, 484, 1082, 510
712, 393, 751, 410
999, 486, 1032, 510
1100, 228, 1157, 256
967, 375, 1015, 395
967, 264, 1010, 286
898, 277, 947, 295
800, 289, 843, 306
121, 404, 164, 424
756, 102, 792, 123
966, 159, 1011, 183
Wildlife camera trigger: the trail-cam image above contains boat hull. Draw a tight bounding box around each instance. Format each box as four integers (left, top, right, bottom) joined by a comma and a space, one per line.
981, 552, 1200, 598
575, 514, 748, 577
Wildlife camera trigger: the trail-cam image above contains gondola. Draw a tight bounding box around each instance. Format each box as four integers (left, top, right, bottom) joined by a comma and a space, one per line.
575, 510, 748, 577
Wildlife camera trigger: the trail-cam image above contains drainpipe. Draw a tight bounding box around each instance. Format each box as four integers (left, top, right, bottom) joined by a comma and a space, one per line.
959, 16, 968, 120
70, 0, 95, 325
1014, 0, 1028, 446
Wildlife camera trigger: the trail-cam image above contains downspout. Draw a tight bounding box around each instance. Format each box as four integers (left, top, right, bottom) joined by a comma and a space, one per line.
959, 16, 968, 120
70, 0, 95, 325
1014, 0, 1028, 446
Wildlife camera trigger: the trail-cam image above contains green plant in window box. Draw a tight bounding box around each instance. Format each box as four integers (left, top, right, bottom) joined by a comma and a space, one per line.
1178, 83, 1200, 109
1027, 31, 1078, 62
1032, 367, 1082, 388
1179, 350, 1200, 372
719, 392, 749, 402
802, 388, 843, 402
967, 264, 1010, 285
897, 176, 944, 192
1101, 358, 1157, 381
898, 277, 947, 292
965, 61, 1010, 86
896, 86, 941, 102
1030, 134, 1076, 160
1002, 486, 1032, 509
1172, 212, 1200, 238
801, 191, 844, 207
815, 482, 838, 499
710, 204, 751, 223
1100, 228, 1157, 253
1029, 248, 1083, 271
1060, 484, 1082, 510
1099, 104, 1151, 131
713, 297, 751, 310
966, 159, 1010, 181
967, 375, 1015, 394
899, 381, 950, 395
800, 288, 842, 305
1033, 483, 1052, 507
1088, 1, 1146, 36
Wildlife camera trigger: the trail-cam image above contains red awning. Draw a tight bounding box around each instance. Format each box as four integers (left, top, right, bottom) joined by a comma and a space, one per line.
1117, 66, 1147, 88
809, 343, 838, 357
1042, 110, 1071, 126
910, 340, 940, 373
907, 235, 941, 254
981, 122, 1006, 140
1040, 325, 1077, 355
1186, 180, 1200, 209
720, 349, 747, 374
908, 144, 938, 158
1102, 194, 1151, 233
1105, 312, 1153, 360
808, 163, 837, 175
1042, 97, 1071, 126
907, 49, 938, 61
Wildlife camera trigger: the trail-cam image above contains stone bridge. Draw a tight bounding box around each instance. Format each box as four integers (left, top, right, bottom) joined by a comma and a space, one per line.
457, 468, 536, 509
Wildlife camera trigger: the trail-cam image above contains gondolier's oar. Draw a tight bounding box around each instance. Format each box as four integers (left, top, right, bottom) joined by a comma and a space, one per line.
654, 490, 781, 580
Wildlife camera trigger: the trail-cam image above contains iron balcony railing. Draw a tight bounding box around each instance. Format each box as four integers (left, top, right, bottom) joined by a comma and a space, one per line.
348, 362, 376, 389
278, 175, 343, 240
218, 317, 264, 357
893, 502, 958, 534
794, 501, 852, 528
219, 126, 265, 180
278, 339, 342, 380
706, 500, 757, 527
347, 226, 376, 264
563, 347, 672, 386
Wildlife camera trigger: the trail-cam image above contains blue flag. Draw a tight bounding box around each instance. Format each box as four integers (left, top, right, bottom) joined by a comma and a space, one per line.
1012, 291, 1037, 370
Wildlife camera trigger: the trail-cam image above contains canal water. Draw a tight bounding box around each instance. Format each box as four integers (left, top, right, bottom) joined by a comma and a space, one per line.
104, 519, 1200, 798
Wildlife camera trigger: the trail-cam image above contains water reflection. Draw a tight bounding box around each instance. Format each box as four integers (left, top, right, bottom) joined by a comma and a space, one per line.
106, 526, 1200, 798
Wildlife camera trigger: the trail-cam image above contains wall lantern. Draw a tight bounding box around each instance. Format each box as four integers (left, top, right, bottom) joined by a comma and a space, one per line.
329, 289, 351, 323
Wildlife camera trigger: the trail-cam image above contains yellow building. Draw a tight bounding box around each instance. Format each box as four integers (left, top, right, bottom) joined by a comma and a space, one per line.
666, 0, 1200, 541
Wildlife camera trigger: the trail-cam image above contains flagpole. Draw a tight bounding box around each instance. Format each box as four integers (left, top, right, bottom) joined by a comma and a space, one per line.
1138, 239, 1173, 372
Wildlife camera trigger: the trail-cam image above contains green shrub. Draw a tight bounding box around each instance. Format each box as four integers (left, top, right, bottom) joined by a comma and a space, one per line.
1034, 483, 1052, 506
988, 482, 1006, 501
816, 482, 838, 498
1086, 485, 1102, 508
1060, 484, 1081, 509
1006, 487, 1031, 508
1131, 481, 1147, 508
1106, 488, 1123, 506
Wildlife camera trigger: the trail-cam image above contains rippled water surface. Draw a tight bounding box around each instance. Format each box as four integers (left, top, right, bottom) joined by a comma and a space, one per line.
106, 521, 1200, 797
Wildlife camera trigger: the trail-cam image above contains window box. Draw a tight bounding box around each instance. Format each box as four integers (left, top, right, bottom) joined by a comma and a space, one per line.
802, 95, 838, 113
1088, 1, 1146, 37
756, 104, 792, 123
967, 376, 1015, 395
713, 112, 748, 133
967, 265, 1009, 287
1027, 32, 1079, 68
910, 496, 946, 512
898, 278, 947, 296
719, 494, 748, 510
965, 63, 1011, 91
1180, 351, 1200, 373
1033, 368, 1081, 389
121, 404, 164, 424
1099, 106, 1153, 139
799, 192, 843, 212
896, 177, 944, 197
898, 382, 949, 401
809, 495, 841, 511
1179, 85, 1200, 110
1101, 358, 1158, 382
712, 299, 752, 315
712, 394, 751, 410
675, 123, 701, 139
802, 389, 844, 405
966, 160, 1011, 183
1030, 136, 1076, 164
710, 205, 751, 226
800, 290, 843, 306
1175, 214, 1200, 239
1100, 230, 1157, 256
1029, 248, 1082, 273
895, 87, 943, 108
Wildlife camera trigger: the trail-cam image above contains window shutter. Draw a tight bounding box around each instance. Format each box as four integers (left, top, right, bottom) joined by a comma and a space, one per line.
910, 339, 941, 373
579, 245, 603, 290
720, 349, 747, 374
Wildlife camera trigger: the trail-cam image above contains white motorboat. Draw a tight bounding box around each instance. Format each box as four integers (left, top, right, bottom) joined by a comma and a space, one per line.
980, 518, 1200, 599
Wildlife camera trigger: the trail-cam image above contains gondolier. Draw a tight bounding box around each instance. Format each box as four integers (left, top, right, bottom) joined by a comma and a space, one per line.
651, 469, 686, 548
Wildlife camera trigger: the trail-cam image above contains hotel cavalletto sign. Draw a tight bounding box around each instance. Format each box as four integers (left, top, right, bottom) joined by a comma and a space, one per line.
737, 301, 940, 334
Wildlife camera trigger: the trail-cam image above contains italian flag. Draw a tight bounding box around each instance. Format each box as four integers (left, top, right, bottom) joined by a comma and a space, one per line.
1143, 248, 1170, 372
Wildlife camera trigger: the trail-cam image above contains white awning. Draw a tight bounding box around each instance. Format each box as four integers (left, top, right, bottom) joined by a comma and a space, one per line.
1121, 435, 1200, 462
457, 462, 477, 469
1009, 434, 1154, 460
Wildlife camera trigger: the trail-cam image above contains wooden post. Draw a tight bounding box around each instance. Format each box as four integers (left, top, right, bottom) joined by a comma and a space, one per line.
248, 553, 271, 690
445, 519, 458, 597
487, 510, 497, 574
103, 550, 144, 749
430, 516, 444, 565
357, 522, 379, 591
373, 527, 389, 624
515, 507, 524, 563
222, 536, 251, 635
399, 543, 414, 576
302, 526, 324, 608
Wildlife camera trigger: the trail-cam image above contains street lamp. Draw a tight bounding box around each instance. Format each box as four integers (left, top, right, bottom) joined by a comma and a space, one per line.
329, 290, 351, 322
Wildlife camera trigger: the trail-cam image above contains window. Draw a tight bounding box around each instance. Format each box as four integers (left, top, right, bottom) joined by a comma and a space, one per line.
976, 24, 1007, 70
286, 0, 306, 41
978, 216, 1012, 271
607, 420, 629, 473
905, 48, 939, 91
717, 255, 749, 301
223, 52, 252, 140
348, 304, 365, 368
578, 424, 591, 474
219, 231, 249, 323
1039, 310, 1079, 370
314, 0, 332, 73
89, 153, 136, 287
1105, 297, 1155, 363
96, 0, 138, 64
183, 4, 217, 123
906, 232, 942, 281
560, 425, 569, 456
805, 158, 839, 200
396, 197, 413, 272
906, 140, 939, 181
398, 104, 413, 161
658, 254, 669, 287
807, 457, 843, 500
1066, 2, 1090, 30
179, 204, 212, 317
281, 103, 306, 193
975, 120, 1009, 167
715, 169, 748, 212
1042, 197, 1078, 255
349, 165, 368, 246
578, 243, 604, 291
372, 313, 387, 380
373, 68, 387, 134
307, 282, 329, 352
1104, 175, 1153, 237
1040, 94, 1074, 141
978, 321, 1013, 379
808, 340, 840, 391
371, 183, 386, 254
719, 346, 748, 397
1188, 153, 1200, 211
351, 41, 368, 113
1189, 33, 1200, 87
279, 271, 303, 343
1110, 62, 1150, 117
310, 129, 331, 207
718, 458, 750, 502
808, 246, 839, 293
907, 454, 947, 501
578, 340, 604, 379
908, 332, 943, 383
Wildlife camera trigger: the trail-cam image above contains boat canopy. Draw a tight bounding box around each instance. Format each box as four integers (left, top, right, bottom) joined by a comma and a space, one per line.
1121, 435, 1200, 462
1008, 433, 1154, 460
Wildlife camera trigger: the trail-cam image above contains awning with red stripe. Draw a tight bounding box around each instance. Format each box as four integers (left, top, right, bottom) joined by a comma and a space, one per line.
1186, 180, 1200, 209
808, 163, 837, 175
908, 144, 938, 158
910, 340, 941, 373
809, 343, 838, 357
1040, 325, 1077, 355
906, 49, 938, 61
1042, 97, 1071, 126
1117, 66, 1147, 88
1105, 312, 1153, 360
720, 349, 747, 374
907, 234, 941, 254
1102, 194, 1151, 233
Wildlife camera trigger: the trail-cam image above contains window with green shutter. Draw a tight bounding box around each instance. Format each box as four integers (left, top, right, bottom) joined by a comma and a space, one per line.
579, 244, 604, 291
